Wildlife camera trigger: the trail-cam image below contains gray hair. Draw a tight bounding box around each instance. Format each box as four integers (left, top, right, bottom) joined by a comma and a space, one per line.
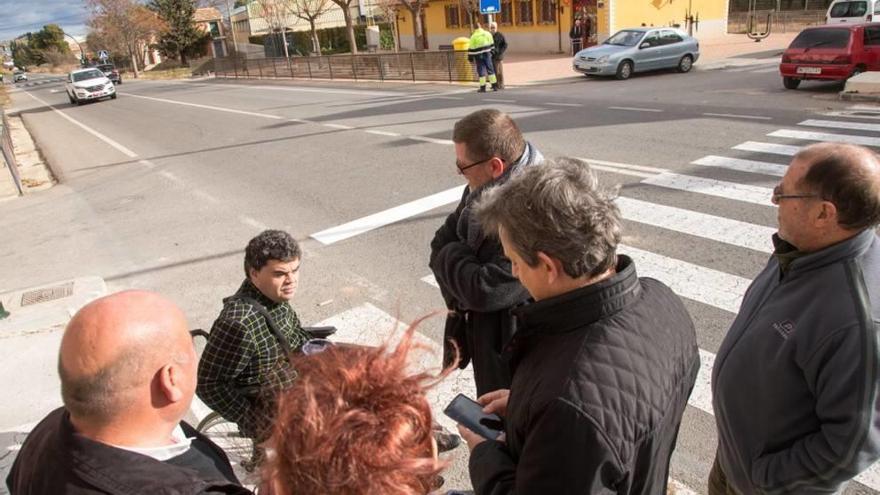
475, 157, 621, 278
795, 142, 880, 230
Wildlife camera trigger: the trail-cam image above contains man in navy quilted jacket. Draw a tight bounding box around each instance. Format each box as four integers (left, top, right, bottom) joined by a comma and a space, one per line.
459, 157, 700, 494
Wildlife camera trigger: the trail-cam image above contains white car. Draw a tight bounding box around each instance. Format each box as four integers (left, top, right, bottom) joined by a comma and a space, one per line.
66, 68, 116, 105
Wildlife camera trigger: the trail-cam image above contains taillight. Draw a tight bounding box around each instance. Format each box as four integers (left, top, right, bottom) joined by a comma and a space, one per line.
833, 55, 852, 64
782, 54, 792, 63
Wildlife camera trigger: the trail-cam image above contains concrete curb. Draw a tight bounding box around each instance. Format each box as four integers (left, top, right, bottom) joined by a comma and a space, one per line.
0, 276, 107, 338
7, 114, 56, 192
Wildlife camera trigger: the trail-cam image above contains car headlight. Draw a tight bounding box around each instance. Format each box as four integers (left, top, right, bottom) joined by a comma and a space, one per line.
597, 55, 610, 64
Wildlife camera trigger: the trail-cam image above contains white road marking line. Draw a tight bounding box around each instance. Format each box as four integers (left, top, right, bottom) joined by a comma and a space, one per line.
848, 104, 880, 112
692, 155, 787, 177
578, 157, 668, 175
239, 215, 268, 231
608, 106, 663, 112
799, 118, 880, 133
288, 118, 310, 123
733, 141, 800, 156
689, 349, 716, 416
123, 93, 284, 120
158, 170, 183, 185
138, 159, 155, 169
618, 245, 751, 314
484, 98, 516, 103
616, 197, 775, 253
23, 91, 139, 158
324, 123, 353, 129
644, 173, 773, 206
702, 112, 772, 121
769, 129, 880, 147
193, 189, 220, 204
365, 130, 401, 137
547, 102, 582, 107
408, 135, 455, 145
591, 164, 654, 178
752, 66, 780, 73
311, 185, 464, 245
421, 274, 439, 288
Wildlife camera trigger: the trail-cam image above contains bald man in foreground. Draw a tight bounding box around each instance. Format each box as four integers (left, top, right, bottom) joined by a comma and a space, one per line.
6, 290, 251, 495
711, 142, 880, 494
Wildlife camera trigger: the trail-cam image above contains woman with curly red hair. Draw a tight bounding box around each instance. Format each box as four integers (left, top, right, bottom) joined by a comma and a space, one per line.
262, 324, 449, 495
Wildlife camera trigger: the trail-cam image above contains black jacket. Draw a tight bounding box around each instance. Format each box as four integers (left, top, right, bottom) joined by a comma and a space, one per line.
469, 256, 700, 494
6, 408, 251, 495
430, 142, 542, 396
492, 31, 508, 61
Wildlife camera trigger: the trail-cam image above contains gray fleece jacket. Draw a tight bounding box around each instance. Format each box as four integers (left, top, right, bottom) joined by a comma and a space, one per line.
712, 229, 880, 494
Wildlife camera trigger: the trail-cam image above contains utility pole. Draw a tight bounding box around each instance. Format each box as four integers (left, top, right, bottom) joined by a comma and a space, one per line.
225, 0, 239, 55
62, 31, 86, 66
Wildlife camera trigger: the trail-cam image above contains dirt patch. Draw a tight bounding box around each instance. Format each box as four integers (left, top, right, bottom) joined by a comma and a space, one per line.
140, 68, 193, 80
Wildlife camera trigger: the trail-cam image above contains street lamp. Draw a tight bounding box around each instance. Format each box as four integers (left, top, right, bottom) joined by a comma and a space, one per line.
61, 31, 86, 65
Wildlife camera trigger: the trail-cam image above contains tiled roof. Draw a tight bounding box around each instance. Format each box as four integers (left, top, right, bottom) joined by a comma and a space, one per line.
194, 7, 223, 22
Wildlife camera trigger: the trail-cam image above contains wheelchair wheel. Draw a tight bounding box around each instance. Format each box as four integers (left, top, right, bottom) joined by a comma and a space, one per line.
197, 412, 257, 472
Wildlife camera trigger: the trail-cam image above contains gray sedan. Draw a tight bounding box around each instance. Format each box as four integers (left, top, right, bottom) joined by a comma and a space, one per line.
573, 27, 700, 80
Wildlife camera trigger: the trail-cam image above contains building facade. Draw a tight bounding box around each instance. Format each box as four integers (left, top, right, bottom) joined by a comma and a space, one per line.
399, 0, 730, 53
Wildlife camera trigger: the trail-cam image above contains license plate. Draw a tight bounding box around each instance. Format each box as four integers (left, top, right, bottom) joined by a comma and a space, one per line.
797, 67, 821, 74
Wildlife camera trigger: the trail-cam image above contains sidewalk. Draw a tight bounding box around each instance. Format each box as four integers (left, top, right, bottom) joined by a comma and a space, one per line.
501, 32, 798, 86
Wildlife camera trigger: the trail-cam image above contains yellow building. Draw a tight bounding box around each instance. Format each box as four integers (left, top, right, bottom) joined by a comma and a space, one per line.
398, 0, 730, 53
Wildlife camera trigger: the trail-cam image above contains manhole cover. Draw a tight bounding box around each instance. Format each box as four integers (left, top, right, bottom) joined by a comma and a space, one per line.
20, 282, 74, 307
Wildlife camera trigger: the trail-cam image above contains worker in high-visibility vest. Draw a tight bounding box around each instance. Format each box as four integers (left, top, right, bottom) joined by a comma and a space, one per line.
468, 23, 498, 92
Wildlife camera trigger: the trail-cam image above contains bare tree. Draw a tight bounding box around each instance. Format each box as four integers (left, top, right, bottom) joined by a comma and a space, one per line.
288, 0, 333, 55
374, 0, 399, 51
254, 0, 296, 57
398, 0, 429, 50
87, 0, 164, 78
328, 0, 358, 54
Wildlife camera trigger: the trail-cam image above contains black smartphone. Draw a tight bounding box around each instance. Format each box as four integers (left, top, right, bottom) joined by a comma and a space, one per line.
443, 393, 504, 440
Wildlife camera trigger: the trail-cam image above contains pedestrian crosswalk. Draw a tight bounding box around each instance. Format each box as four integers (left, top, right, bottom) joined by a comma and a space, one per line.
302, 103, 880, 492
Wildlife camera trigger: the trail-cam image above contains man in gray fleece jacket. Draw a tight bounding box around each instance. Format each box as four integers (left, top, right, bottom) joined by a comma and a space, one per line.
711, 142, 880, 494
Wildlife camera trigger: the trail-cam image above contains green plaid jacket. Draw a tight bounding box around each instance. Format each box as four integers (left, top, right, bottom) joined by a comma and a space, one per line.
196, 280, 310, 438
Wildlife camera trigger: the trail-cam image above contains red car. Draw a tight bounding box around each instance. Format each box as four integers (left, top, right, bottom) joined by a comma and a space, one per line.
779, 23, 880, 89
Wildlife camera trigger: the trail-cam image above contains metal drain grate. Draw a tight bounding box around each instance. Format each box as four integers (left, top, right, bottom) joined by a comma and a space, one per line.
20, 282, 74, 307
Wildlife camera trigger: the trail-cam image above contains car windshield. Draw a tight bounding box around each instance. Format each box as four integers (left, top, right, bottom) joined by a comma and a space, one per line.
73, 70, 105, 82
830, 1, 868, 16
790, 28, 852, 48
604, 30, 645, 47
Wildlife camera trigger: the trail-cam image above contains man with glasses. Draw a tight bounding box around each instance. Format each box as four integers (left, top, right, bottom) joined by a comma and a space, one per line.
430, 109, 543, 397
710, 142, 880, 494
197, 230, 311, 448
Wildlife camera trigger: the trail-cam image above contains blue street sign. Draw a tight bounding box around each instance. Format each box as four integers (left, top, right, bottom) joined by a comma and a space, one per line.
98, 50, 109, 61
480, 0, 500, 14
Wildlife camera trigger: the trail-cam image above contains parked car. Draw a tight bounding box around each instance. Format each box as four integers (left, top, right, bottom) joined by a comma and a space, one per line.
13, 70, 26, 83
65, 68, 116, 105
572, 27, 700, 80
96, 63, 121, 84
826, 0, 880, 24
779, 23, 880, 89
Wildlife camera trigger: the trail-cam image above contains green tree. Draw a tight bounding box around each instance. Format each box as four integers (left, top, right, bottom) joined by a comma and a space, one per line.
148, 0, 206, 64
30, 24, 71, 55
10, 39, 37, 68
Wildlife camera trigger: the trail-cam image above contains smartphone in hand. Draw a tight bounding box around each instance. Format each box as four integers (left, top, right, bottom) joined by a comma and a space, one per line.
443, 393, 504, 440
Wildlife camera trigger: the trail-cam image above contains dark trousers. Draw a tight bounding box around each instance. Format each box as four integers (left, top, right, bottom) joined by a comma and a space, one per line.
493, 58, 504, 88
708, 457, 741, 495
475, 53, 495, 78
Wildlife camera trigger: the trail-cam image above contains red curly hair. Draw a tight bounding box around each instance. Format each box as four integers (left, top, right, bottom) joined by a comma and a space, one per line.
263, 322, 449, 495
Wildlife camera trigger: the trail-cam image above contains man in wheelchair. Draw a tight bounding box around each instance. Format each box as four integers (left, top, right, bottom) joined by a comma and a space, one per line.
197, 230, 320, 444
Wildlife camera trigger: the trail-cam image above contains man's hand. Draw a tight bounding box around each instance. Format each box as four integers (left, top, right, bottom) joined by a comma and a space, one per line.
458, 424, 487, 451
479, 389, 510, 417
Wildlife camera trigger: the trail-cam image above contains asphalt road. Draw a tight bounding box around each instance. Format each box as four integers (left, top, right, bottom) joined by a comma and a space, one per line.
2, 61, 879, 493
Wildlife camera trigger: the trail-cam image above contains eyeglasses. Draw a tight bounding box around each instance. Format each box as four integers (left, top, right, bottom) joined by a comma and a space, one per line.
456, 157, 493, 174
771, 184, 818, 204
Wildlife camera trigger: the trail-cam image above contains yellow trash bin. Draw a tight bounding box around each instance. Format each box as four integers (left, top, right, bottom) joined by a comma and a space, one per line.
452, 36, 474, 82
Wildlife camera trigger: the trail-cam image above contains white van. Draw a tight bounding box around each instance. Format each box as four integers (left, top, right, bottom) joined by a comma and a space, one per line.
826, 0, 880, 24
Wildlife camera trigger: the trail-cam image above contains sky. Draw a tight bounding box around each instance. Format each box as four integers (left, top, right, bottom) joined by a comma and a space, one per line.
0, 0, 90, 42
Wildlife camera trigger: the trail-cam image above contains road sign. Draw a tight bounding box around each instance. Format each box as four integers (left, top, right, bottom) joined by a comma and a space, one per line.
98, 50, 109, 61
480, 0, 500, 14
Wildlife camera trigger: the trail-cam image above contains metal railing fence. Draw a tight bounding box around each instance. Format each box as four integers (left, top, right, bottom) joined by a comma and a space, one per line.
210, 51, 479, 83
727, 9, 827, 33
1, 111, 22, 196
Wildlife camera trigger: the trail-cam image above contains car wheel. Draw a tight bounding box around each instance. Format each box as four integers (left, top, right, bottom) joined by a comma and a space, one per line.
111, 93, 117, 100
783, 77, 801, 90
616, 60, 633, 80
850, 66, 865, 79
68, 93, 76, 104
677, 55, 694, 73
